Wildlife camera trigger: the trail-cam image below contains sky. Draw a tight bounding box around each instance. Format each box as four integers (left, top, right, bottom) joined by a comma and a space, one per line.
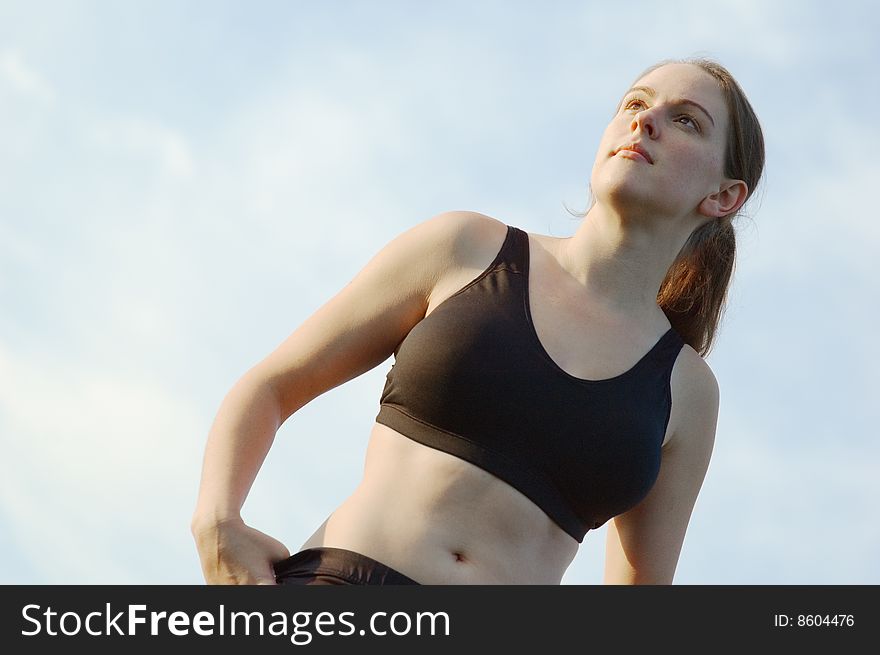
1, 0, 878, 585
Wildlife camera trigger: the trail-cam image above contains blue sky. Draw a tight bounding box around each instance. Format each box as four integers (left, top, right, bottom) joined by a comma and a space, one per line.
1, 0, 878, 584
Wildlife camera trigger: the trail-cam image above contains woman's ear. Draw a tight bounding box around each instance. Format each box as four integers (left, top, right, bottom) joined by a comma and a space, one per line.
699, 179, 748, 218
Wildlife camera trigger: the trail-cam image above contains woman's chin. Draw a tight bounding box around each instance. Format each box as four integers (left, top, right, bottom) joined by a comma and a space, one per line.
594, 182, 661, 216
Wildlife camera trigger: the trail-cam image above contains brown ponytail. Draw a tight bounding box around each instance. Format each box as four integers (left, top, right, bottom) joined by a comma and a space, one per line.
658, 213, 737, 356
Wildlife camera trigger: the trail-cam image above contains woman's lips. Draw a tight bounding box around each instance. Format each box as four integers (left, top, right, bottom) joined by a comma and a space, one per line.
613, 144, 653, 164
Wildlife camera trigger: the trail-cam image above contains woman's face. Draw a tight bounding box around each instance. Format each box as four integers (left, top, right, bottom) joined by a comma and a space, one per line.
591, 63, 732, 221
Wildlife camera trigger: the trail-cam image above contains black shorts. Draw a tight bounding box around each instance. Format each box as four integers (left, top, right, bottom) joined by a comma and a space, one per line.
273, 547, 421, 586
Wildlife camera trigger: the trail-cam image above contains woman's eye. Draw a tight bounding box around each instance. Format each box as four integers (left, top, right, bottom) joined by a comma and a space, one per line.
625, 99, 647, 111
675, 114, 701, 131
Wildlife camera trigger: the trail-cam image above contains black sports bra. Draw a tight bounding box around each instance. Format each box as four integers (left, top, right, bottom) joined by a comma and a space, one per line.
375, 224, 685, 542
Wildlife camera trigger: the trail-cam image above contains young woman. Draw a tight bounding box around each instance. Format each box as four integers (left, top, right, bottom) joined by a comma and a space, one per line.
191, 58, 764, 585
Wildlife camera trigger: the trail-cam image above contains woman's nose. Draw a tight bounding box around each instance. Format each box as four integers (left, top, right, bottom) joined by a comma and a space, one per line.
631, 109, 658, 138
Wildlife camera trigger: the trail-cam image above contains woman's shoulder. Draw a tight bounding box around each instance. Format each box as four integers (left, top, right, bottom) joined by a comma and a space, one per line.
405, 211, 511, 310
667, 344, 720, 449
420, 210, 511, 266
369, 210, 508, 282
674, 344, 718, 391
436, 209, 509, 241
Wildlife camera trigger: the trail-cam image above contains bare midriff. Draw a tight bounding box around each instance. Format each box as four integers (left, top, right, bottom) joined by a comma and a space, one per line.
297, 422, 581, 584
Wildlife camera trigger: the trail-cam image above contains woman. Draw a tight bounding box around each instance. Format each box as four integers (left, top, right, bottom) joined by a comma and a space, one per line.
191, 57, 764, 585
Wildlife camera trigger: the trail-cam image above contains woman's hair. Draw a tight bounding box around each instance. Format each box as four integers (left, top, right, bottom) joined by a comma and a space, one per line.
571, 58, 765, 357
655, 58, 764, 356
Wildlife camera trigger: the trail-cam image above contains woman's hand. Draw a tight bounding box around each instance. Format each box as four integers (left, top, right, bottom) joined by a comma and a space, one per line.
191, 516, 291, 585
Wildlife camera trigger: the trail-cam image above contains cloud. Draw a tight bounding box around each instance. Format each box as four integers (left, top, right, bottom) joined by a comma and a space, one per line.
0, 342, 207, 582
693, 422, 880, 583
0, 49, 55, 103
89, 117, 195, 179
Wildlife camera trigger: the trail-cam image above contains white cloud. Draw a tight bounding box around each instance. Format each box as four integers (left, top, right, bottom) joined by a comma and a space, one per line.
741, 103, 880, 282
0, 342, 207, 582
0, 49, 55, 103
0, 221, 42, 294
694, 422, 880, 583
90, 117, 196, 179
563, 0, 807, 72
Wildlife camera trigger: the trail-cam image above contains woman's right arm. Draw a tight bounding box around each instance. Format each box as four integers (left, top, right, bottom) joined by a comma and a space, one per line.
190, 210, 504, 584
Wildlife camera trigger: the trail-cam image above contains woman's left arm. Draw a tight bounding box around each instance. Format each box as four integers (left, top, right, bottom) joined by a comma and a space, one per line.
603, 348, 720, 585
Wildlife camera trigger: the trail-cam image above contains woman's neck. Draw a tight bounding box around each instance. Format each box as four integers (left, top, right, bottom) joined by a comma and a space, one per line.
553, 203, 700, 320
